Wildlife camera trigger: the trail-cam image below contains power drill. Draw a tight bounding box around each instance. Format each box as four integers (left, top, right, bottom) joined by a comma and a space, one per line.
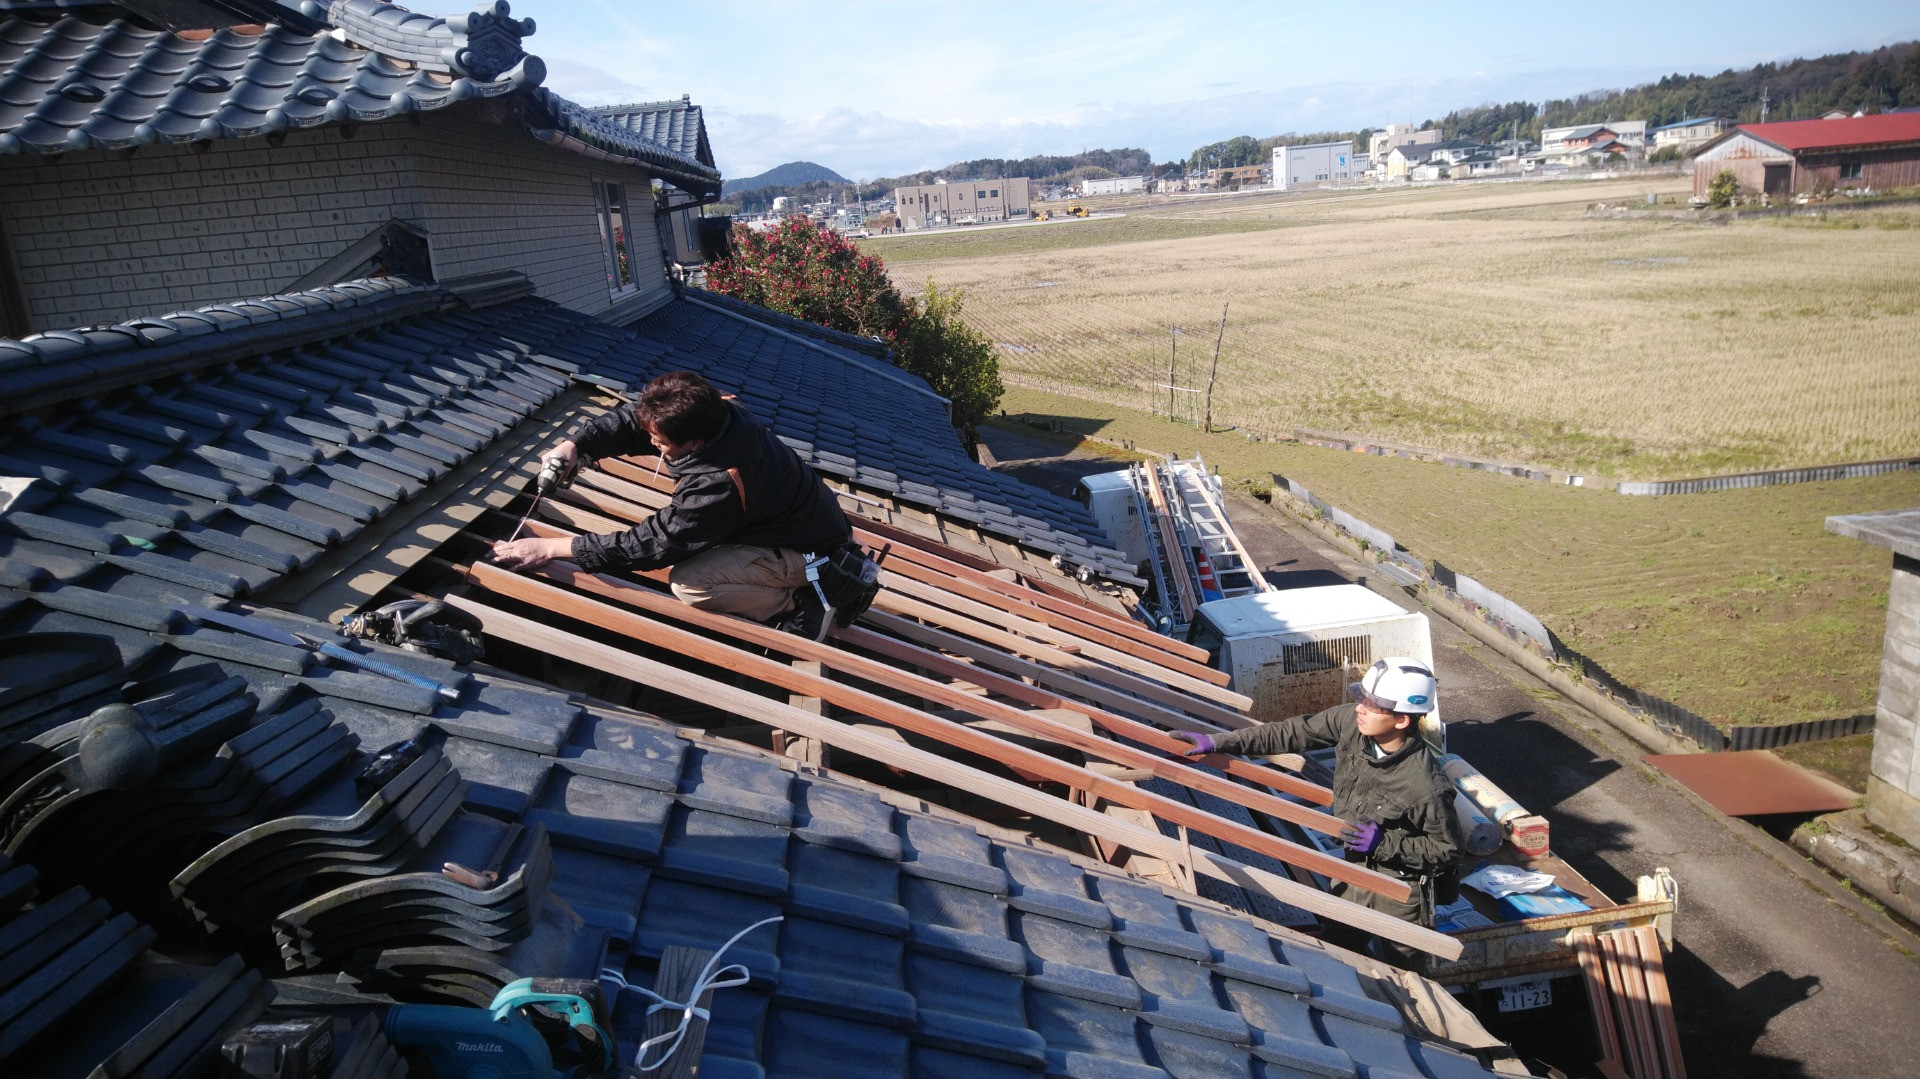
508, 454, 576, 542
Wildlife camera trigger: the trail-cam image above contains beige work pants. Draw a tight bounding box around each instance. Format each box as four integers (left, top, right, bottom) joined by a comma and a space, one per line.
667, 544, 809, 621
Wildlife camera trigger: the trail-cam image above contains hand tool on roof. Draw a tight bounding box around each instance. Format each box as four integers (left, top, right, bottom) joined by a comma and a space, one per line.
339, 598, 486, 665
384, 978, 615, 1079
180, 606, 461, 703
508, 454, 578, 543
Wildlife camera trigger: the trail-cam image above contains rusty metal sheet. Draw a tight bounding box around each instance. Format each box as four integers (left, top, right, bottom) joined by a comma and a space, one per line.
1644, 750, 1856, 816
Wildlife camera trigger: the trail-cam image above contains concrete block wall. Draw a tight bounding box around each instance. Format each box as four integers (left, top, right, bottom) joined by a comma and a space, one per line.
0, 105, 675, 335
0, 124, 424, 331
1869, 554, 1920, 844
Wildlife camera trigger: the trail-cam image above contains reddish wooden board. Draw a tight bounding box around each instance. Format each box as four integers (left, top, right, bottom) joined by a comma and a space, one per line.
1643, 750, 1856, 816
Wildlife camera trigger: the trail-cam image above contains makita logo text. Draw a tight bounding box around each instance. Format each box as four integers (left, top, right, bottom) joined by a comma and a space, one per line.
455, 1041, 505, 1053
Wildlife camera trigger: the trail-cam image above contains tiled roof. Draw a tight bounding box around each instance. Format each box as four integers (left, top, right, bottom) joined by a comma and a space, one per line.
530, 87, 721, 197
0, 6, 536, 156
0, 279, 574, 605
0, 598, 1508, 1078
591, 94, 714, 167
0, 2, 721, 196
547, 295, 1137, 579
1732, 113, 1920, 152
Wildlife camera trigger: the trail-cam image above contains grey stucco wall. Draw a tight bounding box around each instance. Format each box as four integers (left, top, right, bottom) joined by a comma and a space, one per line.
405, 110, 669, 318
0, 123, 423, 330
0, 103, 670, 334
1869, 556, 1920, 843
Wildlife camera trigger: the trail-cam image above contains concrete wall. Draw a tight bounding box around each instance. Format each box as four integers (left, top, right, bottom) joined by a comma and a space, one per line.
1869, 555, 1920, 845
0, 104, 670, 333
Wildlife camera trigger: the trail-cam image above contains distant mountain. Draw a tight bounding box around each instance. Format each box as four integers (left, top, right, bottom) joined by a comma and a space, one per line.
725, 161, 848, 196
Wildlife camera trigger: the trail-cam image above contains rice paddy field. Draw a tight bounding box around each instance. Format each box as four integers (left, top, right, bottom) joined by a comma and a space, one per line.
862, 181, 1920, 774
866, 179, 1920, 480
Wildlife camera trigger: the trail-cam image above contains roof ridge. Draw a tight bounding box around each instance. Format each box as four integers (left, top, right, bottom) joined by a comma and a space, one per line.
0, 277, 446, 416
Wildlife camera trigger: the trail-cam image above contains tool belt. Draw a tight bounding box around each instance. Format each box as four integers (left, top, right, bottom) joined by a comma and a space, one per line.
804, 541, 886, 628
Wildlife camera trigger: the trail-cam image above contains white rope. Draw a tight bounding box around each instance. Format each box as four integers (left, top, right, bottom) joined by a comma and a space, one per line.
601, 915, 782, 1073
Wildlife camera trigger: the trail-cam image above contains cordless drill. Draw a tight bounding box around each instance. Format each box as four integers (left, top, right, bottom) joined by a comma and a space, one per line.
508, 454, 576, 542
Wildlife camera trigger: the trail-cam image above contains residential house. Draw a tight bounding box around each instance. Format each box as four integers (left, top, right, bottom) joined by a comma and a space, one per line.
1650, 116, 1730, 155
1427, 138, 1489, 165
0, 0, 721, 337
1690, 113, 1920, 198
1385, 142, 1434, 179
1203, 164, 1267, 190
0, 2, 1531, 1075
590, 96, 717, 268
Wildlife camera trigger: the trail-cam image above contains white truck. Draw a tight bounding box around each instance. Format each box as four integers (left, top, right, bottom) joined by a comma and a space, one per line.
1077, 457, 1679, 1045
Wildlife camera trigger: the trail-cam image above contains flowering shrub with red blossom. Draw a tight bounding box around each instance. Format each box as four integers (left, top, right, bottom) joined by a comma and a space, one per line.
705, 217, 1002, 434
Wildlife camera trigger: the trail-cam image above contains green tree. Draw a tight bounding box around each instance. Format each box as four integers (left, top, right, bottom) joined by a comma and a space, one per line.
1707, 170, 1739, 208
703, 217, 1003, 433
896, 279, 1004, 438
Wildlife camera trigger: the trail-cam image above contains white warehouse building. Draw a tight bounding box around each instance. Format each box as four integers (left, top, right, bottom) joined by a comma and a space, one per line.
1079, 175, 1146, 196
1273, 141, 1356, 189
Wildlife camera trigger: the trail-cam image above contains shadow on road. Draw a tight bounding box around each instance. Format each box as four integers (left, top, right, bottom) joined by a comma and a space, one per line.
1445, 709, 1636, 901
1262, 567, 1354, 589
1667, 945, 1821, 1079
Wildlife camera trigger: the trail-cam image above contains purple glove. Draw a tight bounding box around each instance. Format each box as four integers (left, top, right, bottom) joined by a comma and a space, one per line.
1340, 817, 1381, 855
1169, 731, 1215, 757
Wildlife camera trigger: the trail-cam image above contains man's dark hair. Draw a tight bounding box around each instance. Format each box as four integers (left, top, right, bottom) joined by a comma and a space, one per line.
633, 371, 727, 445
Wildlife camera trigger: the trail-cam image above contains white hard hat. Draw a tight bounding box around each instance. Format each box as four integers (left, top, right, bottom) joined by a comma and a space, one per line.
1348, 657, 1437, 714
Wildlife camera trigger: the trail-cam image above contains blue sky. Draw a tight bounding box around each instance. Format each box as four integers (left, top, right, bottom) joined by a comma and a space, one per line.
511, 1, 1915, 180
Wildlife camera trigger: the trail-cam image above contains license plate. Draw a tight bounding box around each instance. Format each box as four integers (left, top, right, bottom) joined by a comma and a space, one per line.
1497, 979, 1552, 1013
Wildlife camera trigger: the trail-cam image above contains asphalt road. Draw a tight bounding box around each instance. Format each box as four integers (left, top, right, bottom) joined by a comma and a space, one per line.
979, 425, 1920, 1079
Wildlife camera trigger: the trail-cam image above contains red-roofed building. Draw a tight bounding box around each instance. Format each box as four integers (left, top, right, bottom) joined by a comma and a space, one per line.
1689, 114, 1920, 198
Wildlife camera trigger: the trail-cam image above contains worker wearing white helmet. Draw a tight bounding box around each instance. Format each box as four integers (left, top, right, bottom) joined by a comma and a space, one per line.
1172, 658, 1461, 969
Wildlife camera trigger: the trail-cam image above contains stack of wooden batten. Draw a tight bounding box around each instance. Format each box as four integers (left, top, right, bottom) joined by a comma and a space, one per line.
1571, 925, 1686, 1079
446, 452, 1464, 961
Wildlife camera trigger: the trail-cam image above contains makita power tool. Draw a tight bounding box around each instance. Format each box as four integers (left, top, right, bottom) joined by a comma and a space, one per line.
384, 978, 616, 1079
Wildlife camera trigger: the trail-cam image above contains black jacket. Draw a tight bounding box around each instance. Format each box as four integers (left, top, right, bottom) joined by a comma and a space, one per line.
1211, 703, 1460, 881
567, 402, 851, 572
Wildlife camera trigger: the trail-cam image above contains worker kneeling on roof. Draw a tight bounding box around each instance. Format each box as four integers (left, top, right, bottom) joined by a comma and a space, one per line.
1173, 659, 1462, 970
489, 370, 857, 640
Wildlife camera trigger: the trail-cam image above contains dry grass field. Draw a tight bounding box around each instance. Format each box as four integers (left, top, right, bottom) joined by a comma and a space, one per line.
866, 179, 1920, 480
989, 383, 1917, 772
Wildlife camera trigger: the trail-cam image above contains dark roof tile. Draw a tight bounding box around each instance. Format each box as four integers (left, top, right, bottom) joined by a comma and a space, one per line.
677, 743, 792, 826
655, 804, 790, 896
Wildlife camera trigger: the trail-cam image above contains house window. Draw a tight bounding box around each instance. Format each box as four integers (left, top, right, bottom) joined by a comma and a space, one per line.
989, 188, 998, 197
595, 180, 636, 294
978, 190, 987, 198
1841, 158, 1863, 180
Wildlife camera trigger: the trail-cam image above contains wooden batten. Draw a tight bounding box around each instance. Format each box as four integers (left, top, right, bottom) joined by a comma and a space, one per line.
444, 593, 1458, 959
864, 611, 1260, 732
456, 562, 1396, 897
840, 625, 1333, 806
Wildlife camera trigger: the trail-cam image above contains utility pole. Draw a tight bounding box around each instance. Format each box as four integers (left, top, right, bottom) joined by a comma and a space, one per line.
1760, 85, 1771, 123
1167, 327, 1177, 420
1204, 302, 1228, 432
